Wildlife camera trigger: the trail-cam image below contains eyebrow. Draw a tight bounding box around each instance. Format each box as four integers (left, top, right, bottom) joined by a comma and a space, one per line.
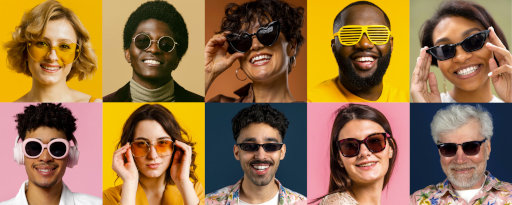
434, 27, 482, 45
133, 136, 172, 141
240, 137, 280, 143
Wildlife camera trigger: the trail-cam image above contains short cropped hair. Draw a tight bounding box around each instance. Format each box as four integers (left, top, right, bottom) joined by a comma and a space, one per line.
123, 0, 188, 60
219, 0, 304, 54
16, 103, 77, 141
5, 0, 97, 81
431, 104, 493, 142
231, 104, 289, 141
333, 1, 391, 32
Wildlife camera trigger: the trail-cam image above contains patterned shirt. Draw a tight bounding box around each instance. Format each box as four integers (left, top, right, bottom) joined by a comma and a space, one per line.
206, 179, 306, 205
410, 171, 512, 205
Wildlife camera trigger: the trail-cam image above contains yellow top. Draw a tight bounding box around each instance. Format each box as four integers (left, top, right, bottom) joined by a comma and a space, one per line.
103, 182, 205, 205
308, 77, 408, 102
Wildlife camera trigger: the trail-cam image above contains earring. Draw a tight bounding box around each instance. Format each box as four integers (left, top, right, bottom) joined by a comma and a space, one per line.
235, 67, 247, 81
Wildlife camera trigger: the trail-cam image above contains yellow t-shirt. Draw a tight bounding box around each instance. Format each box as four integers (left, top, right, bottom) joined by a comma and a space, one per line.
103, 182, 205, 205
308, 77, 408, 102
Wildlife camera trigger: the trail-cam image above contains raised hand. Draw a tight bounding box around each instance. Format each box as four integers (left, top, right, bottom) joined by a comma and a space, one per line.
112, 143, 138, 183
486, 27, 512, 102
411, 47, 442, 102
205, 32, 244, 92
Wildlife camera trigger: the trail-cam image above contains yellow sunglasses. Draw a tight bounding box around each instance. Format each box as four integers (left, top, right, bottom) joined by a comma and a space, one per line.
27, 41, 80, 65
333, 25, 391, 46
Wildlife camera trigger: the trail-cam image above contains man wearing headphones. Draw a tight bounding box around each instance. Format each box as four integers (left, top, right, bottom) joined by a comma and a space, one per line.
1, 103, 101, 205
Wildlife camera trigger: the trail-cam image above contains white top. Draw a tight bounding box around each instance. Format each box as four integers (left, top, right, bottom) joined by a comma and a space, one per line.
455, 188, 482, 203
239, 192, 279, 205
440, 92, 503, 103
0, 181, 101, 205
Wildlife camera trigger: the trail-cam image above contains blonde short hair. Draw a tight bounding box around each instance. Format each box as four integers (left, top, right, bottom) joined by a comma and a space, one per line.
4, 0, 97, 81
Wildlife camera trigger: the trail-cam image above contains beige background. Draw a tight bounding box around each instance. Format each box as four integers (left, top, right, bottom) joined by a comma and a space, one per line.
410, 0, 512, 99
205, 0, 307, 101
102, 0, 204, 97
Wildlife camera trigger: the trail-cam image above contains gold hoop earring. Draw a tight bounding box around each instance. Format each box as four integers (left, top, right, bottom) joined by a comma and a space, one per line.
235, 67, 247, 81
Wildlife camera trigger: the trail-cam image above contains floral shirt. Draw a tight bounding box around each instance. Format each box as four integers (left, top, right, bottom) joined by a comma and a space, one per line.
206, 178, 306, 205
410, 171, 512, 205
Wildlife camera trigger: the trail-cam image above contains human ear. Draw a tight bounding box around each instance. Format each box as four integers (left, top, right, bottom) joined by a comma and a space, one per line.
124, 49, 131, 63
233, 144, 240, 160
280, 144, 286, 160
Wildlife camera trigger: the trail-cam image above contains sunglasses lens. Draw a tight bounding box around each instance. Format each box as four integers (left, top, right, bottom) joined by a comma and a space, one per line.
262, 143, 283, 152
154, 139, 173, 156
339, 139, 359, 157
131, 140, 149, 157
439, 144, 457, 157
49, 141, 67, 158
158, 37, 176, 52
256, 23, 280, 46
429, 45, 455, 61
239, 143, 259, 152
228, 33, 252, 53
338, 27, 363, 46
55, 43, 78, 64
462, 142, 481, 156
25, 141, 42, 157
461, 32, 487, 52
134, 34, 151, 50
28, 41, 50, 62
367, 26, 390, 45
366, 133, 387, 153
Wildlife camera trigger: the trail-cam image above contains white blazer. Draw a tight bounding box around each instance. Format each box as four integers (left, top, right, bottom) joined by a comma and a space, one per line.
0, 181, 101, 205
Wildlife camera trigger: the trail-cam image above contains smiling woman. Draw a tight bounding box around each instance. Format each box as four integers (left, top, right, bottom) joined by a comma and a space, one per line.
411, 0, 512, 103
4, 0, 98, 102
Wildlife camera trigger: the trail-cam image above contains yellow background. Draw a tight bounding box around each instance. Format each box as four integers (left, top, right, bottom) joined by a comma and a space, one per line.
102, 103, 205, 190
307, 0, 410, 99
0, 0, 102, 101
102, 0, 204, 97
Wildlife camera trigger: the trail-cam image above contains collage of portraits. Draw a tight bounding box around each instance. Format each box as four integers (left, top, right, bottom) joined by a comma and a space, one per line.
0, 0, 511, 205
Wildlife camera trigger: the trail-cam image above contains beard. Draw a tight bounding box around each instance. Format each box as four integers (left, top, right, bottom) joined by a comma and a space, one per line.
443, 162, 487, 189
336, 51, 391, 92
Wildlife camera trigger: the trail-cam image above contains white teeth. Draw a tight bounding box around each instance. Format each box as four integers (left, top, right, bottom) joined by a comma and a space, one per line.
143, 60, 161, 65
456, 66, 478, 75
355, 57, 375, 62
252, 165, 269, 170
41, 65, 60, 71
250, 55, 272, 64
357, 162, 376, 167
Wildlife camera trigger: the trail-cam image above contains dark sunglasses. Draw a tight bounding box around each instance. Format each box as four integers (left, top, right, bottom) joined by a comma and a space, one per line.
237, 143, 284, 152
436, 139, 487, 157
23, 138, 69, 159
427, 30, 490, 61
132, 33, 178, 53
227, 21, 280, 53
337, 133, 390, 157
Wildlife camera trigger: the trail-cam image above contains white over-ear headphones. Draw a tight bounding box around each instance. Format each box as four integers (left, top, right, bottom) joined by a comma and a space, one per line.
13, 135, 80, 168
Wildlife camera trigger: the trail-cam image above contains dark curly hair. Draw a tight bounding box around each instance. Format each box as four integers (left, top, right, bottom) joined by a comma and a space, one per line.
16, 103, 77, 141
231, 104, 289, 141
116, 104, 198, 185
123, 0, 188, 60
219, 0, 304, 54
420, 0, 509, 66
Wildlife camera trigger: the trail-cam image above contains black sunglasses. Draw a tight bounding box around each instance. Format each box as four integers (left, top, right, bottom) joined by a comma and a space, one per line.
337, 133, 390, 157
427, 30, 490, 61
436, 139, 487, 157
237, 143, 284, 152
132, 33, 178, 53
227, 21, 280, 53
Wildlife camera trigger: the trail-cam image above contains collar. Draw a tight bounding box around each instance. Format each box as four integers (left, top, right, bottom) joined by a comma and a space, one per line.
134, 182, 183, 205
129, 78, 175, 102
13, 180, 74, 205
227, 178, 287, 204
233, 83, 254, 103
435, 171, 507, 199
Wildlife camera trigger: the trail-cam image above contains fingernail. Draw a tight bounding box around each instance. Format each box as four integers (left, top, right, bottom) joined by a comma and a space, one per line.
488, 72, 493, 77
486, 42, 493, 46
490, 26, 494, 31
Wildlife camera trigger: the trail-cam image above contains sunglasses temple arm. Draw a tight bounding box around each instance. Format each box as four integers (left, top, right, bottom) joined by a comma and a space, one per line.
169, 144, 176, 169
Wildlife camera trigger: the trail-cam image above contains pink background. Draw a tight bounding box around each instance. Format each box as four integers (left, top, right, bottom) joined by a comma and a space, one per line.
0, 103, 102, 200
307, 103, 410, 204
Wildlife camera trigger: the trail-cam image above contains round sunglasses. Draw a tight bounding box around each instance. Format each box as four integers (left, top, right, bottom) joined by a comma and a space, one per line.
427, 30, 490, 61
227, 21, 280, 53
132, 33, 178, 53
130, 138, 174, 157
236, 143, 284, 152
22, 138, 70, 159
337, 133, 390, 157
436, 139, 487, 157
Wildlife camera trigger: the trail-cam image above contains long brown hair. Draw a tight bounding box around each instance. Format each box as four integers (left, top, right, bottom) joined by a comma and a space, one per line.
317, 104, 398, 202
116, 104, 198, 184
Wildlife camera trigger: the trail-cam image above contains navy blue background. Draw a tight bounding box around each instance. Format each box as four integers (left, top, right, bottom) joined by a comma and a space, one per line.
410, 103, 512, 194
205, 103, 307, 196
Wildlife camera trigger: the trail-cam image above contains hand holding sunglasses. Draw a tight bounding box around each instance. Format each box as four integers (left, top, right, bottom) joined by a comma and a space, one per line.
485, 27, 512, 102
410, 46, 441, 103
168, 140, 195, 185
205, 32, 245, 92
112, 143, 139, 183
